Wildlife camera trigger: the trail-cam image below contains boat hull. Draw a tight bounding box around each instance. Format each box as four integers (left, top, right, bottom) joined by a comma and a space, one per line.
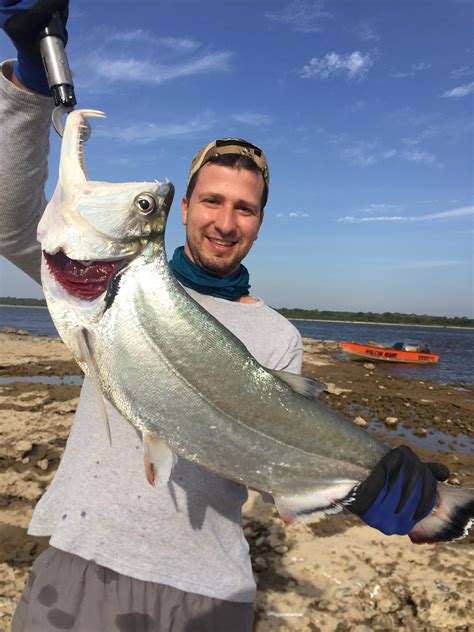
340, 342, 439, 364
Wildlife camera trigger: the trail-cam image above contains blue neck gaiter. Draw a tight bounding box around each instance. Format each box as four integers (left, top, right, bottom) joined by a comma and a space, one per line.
169, 246, 250, 301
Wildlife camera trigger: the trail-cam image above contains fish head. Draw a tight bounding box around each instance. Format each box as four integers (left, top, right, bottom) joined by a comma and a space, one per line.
38, 109, 174, 308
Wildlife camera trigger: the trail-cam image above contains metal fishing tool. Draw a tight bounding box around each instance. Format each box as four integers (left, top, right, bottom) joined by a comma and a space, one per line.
39, 11, 89, 139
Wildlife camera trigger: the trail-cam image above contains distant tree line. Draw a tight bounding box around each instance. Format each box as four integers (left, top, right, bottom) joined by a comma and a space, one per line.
0, 296, 47, 307
275, 308, 474, 328
1, 297, 472, 327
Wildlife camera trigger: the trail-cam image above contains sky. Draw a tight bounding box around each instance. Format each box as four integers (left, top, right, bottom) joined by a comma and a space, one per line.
0, 0, 473, 317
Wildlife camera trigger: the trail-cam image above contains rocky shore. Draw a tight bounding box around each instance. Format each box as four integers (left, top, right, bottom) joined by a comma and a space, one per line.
0, 331, 472, 631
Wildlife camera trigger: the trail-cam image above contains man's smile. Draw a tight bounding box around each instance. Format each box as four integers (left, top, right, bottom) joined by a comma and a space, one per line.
206, 236, 237, 252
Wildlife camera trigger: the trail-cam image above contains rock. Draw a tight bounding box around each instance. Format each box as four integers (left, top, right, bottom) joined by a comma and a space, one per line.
16, 329, 29, 335
326, 383, 352, 396
413, 427, 427, 437
448, 477, 460, 485
274, 545, 289, 554
363, 363, 375, 370
378, 385, 386, 389
0, 326, 16, 334
354, 416, 367, 427
385, 417, 398, 427
255, 536, 266, 547
15, 440, 33, 454
37, 459, 49, 471
253, 556, 268, 571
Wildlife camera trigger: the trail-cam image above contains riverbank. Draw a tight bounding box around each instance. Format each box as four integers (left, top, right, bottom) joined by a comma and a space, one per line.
0, 331, 472, 631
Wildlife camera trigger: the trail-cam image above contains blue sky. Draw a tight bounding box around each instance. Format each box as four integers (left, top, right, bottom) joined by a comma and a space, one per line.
0, 0, 473, 317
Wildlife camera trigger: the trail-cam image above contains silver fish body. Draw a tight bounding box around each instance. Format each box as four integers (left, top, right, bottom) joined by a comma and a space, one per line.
39, 110, 473, 541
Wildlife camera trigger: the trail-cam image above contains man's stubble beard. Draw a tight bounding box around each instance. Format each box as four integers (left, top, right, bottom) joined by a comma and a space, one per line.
187, 239, 250, 277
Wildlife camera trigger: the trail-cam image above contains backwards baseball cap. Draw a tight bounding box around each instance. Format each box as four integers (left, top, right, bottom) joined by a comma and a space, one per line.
187, 138, 270, 191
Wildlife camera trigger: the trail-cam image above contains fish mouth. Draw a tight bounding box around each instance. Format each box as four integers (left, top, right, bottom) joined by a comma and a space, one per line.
43, 250, 125, 300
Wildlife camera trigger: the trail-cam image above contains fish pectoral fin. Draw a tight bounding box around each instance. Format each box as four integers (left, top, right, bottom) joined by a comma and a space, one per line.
71, 327, 112, 446
268, 369, 326, 400
143, 431, 177, 488
273, 481, 358, 525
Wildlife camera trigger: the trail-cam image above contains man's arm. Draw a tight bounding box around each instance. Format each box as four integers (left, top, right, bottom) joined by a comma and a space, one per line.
0, 60, 53, 283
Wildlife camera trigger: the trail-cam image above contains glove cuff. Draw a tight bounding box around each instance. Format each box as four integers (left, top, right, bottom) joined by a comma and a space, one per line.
14, 52, 51, 97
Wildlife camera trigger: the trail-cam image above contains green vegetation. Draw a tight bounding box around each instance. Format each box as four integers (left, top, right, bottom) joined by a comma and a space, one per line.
275, 308, 474, 328
0, 296, 46, 307
1, 297, 472, 327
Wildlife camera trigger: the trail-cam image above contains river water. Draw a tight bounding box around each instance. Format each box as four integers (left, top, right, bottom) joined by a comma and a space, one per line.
1, 306, 473, 386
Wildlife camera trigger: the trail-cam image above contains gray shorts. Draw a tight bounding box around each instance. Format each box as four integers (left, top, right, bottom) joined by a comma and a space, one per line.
12, 547, 255, 632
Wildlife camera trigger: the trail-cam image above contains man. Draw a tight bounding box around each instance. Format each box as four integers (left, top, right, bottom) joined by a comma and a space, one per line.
0, 2, 447, 630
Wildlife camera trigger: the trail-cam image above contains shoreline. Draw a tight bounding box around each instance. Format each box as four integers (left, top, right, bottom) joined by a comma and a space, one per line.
1, 304, 473, 329
289, 317, 474, 330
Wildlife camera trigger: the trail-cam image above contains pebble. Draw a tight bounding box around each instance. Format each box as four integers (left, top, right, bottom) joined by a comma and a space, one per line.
363, 363, 375, 370
255, 536, 266, 547
326, 383, 352, 396
413, 427, 427, 437
378, 385, 386, 389
37, 458, 49, 471
17, 329, 29, 335
1, 326, 16, 334
274, 545, 289, 554
354, 416, 367, 427
448, 477, 460, 486
385, 417, 398, 427
16, 440, 33, 454
253, 556, 268, 571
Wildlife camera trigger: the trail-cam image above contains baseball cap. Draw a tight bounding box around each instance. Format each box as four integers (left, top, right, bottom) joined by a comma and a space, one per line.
187, 138, 270, 190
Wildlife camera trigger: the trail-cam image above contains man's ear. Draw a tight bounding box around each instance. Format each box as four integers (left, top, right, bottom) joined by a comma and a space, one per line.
181, 196, 188, 226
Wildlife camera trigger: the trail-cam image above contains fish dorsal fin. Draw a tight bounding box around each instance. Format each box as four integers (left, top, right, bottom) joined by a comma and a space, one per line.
268, 369, 326, 400
143, 431, 177, 487
71, 327, 112, 446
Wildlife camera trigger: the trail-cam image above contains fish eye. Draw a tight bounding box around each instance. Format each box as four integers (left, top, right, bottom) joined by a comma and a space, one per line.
135, 193, 157, 217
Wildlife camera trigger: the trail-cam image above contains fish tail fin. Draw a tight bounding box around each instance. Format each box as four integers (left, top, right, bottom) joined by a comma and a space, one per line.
409, 484, 474, 544
274, 481, 358, 525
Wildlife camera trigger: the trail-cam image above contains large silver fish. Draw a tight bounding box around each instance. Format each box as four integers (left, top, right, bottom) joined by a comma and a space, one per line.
38, 110, 473, 544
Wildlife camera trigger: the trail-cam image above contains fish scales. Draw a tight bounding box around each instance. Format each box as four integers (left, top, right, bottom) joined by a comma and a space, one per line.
87, 244, 384, 495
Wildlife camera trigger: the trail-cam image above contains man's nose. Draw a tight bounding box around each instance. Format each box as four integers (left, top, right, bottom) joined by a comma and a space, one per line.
214, 207, 237, 234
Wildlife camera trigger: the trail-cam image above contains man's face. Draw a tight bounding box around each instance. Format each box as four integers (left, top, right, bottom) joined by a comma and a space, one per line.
181, 162, 264, 276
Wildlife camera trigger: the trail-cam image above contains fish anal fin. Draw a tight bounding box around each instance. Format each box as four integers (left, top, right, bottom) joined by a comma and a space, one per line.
274, 481, 358, 525
71, 327, 112, 446
143, 431, 177, 488
268, 369, 326, 400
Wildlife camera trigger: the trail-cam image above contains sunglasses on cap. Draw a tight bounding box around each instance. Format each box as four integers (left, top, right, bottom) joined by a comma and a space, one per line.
187, 138, 270, 190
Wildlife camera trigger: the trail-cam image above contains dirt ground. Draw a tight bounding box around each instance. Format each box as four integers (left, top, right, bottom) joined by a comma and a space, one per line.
0, 330, 472, 631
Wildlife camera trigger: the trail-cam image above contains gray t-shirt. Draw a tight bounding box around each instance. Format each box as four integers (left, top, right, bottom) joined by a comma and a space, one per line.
0, 61, 303, 602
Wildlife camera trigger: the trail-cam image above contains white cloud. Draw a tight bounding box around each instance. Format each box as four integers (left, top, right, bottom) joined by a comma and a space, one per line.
95, 111, 216, 144
266, 0, 331, 33
159, 37, 200, 52
442, 82, 474, 98
277, 212, 310, 218
301, 51, 373, 80
340, 141, 396, 168
402, 149, 437, 165
355, 21, 379, 42
231, 113, 272, 126
93, 52, 232, 84
450, 66, 473, 80
389, 62, 431, 79
338, 205, 474, 223
364, 203, 400, 213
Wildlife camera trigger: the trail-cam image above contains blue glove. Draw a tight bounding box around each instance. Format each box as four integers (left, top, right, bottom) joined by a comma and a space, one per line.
0, 0, 68, 95
349, 445, 449, 535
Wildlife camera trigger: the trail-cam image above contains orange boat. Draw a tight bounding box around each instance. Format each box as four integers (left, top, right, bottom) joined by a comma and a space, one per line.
339, 341, 439, 364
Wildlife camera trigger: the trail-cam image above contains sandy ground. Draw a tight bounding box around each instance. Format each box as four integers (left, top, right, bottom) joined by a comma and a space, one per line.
0, 330, 472, 631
